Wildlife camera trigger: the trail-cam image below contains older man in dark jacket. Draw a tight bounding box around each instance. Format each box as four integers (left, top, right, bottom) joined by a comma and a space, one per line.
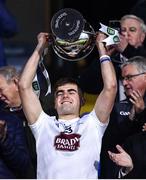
0, 111, 34, 178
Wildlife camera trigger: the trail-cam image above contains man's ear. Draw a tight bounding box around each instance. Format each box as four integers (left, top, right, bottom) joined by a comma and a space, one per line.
12, 77, 19, 87
141, 32, 146, 43
80, 97, 85, 106
13, 78, 18, 84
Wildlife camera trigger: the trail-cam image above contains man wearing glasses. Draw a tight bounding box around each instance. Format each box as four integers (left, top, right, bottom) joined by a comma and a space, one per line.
100, 56, 146, 178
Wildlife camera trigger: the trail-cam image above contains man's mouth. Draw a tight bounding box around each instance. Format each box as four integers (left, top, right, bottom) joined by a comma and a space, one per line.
61, 101, 71, 104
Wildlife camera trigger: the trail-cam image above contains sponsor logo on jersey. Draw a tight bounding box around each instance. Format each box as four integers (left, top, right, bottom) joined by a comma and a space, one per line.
54, 132, 81, 151
120, 111, 130, 116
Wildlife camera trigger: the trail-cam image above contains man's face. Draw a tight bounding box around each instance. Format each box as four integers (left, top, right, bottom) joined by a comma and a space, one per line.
54, 83, 81, 118
121, 64, 146, 97
120, 18, 145, 48
0, 75, 19, 107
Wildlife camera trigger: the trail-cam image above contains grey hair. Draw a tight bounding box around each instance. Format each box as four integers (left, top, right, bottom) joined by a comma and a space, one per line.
120, 14, 146, 33
0, 66, 20, 82
121, 56, 146, 73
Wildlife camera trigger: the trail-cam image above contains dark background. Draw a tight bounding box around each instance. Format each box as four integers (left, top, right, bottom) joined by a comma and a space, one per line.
4, 0, 143, 79
5, 0, 139, 49
62, 0, 138, 29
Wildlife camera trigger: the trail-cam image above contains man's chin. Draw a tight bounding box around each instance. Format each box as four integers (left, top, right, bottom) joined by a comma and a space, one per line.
125, 90, 132, 98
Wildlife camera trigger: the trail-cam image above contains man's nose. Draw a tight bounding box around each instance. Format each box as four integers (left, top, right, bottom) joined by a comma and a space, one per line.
63, 92, 69, 98
122, 79, 129, 86
122, 31, 129, 38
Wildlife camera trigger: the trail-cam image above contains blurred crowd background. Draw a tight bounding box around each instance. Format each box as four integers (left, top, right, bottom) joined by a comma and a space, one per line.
4, 0, 140, 70
3, 0, 144, 114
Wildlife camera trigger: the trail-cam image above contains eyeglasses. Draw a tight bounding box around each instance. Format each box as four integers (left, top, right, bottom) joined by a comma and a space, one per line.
121, 72, 146, 81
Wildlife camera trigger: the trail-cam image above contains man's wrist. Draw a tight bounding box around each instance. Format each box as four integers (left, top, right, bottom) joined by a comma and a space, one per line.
129, 107, 135, 121
119, 166, 133, 178
35, 43, 45, 55
100, 55, 111, 63
122, 166, 133, 174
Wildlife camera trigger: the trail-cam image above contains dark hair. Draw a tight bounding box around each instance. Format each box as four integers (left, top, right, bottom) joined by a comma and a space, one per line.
53, 77, 85, 106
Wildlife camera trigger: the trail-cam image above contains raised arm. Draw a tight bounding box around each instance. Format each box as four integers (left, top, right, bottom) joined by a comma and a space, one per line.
94, 32, 117, 123
19, 32, 49, 124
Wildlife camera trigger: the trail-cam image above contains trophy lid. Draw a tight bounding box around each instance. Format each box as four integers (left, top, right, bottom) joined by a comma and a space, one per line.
51, 8, 85, 41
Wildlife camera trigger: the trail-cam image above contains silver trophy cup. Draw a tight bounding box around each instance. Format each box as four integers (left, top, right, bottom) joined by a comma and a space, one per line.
51, 8, 96, 61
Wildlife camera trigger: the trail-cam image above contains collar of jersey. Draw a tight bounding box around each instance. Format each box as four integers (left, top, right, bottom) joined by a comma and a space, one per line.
58, 117, 80, 126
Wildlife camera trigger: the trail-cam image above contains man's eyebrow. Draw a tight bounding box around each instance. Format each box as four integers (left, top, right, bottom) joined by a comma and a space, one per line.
55, 90, 63, 95
68, 89, 78, 92
56, 89, 77, 94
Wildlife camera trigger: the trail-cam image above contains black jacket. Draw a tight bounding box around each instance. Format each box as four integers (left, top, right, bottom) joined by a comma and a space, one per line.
0, 111, 33, 178
99, 97, 146, 178
122, 131, 146, 178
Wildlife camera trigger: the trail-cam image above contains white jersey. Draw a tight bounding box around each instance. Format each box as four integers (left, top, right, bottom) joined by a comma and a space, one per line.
29, 110, 108, 179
